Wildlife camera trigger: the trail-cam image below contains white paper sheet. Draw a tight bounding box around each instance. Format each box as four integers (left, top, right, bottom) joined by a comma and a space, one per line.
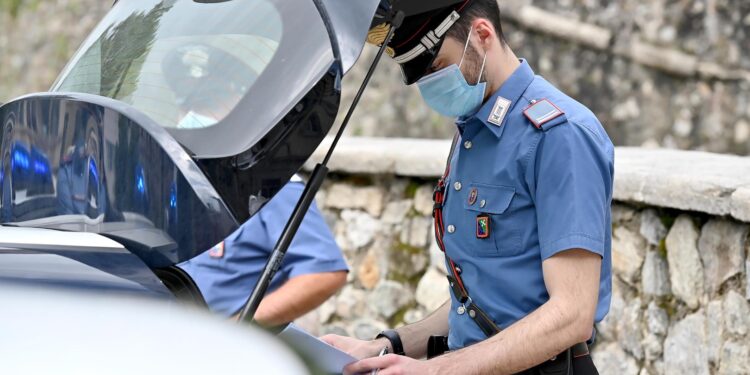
278, 323, 357, 374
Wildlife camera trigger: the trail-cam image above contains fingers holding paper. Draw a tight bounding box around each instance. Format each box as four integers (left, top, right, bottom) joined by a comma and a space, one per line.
343, 354, 433, 375
320, 334, 387, 360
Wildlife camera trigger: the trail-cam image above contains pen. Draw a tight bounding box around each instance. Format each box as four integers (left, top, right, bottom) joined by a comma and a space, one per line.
370, 346, 388, 375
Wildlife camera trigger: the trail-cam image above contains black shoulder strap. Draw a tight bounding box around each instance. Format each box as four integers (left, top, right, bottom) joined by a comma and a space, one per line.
432, 132, 500, 338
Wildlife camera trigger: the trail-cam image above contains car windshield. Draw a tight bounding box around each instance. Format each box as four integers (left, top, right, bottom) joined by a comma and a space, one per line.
51, 0, 335, 158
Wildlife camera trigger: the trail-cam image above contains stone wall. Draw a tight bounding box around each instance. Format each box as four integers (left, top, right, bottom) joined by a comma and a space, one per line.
294, 137, 750, 375
0, 0, 109, 101
340, 0, 750, 155
2, 1, 749, 153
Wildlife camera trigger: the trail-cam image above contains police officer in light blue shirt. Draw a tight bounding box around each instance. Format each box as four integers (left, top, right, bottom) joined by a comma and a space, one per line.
324, 1, 613, 374
179, 176, 348, 326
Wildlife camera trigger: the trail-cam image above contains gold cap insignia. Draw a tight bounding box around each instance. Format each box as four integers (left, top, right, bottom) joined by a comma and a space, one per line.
366, 23, 395, 57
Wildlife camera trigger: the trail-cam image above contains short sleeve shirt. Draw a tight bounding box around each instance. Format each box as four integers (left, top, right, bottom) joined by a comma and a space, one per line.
178, 180, 348, 317
442, 60, 614, 349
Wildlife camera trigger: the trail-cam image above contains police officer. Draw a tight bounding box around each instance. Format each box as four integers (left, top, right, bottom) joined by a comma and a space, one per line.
322, 1, 613, 374
179, 176, 348, 327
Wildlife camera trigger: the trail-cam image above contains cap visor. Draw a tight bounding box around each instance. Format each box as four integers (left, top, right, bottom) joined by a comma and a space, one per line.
398, 41, 444, 85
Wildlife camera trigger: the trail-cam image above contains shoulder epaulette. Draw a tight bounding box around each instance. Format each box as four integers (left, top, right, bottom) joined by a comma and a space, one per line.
523, 99, 567, 131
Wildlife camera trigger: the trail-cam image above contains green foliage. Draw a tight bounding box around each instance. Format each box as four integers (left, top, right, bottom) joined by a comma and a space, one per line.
387, 241, 424, 286
658, 297, 677, 318
0, 0, 40, 18
53, 34, 71, 60
1, 0, 24, 18
393, 240, 422, 255
404, 181, 420, 199
388, 303, 416, 327
659, 212, 676, 230
658, 238, 668, 258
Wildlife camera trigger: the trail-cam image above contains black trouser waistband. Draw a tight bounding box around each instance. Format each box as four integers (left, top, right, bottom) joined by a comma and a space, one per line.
520, 342, 595, 375
427, 338, 596, 375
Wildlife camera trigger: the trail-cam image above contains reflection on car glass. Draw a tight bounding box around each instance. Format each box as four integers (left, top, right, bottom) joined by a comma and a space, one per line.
162, 42, 262, 129
53, 0, 282, 129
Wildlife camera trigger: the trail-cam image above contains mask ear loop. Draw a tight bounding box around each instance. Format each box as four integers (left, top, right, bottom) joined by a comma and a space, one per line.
458, 25, 473, 69
477, 52, 487, 85
458, 25, 488, 86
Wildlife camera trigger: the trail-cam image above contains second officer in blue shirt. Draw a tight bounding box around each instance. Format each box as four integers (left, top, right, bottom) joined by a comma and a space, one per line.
180, 176, 348, 327
323, 1, 614, 374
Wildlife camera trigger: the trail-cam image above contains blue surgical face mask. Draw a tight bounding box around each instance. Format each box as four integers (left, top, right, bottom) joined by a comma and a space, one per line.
417, 28, 487, 118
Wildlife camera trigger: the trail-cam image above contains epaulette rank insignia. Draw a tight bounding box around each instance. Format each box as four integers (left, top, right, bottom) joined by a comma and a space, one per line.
523, 99, 565, 130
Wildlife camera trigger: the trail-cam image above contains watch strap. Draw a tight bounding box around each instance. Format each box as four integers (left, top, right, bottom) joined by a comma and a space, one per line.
375, 329, 405, 356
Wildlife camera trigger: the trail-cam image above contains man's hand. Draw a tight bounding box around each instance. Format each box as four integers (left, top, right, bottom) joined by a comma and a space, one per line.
321, 301, 450, 362
343, 354, 435, 375
320, 335, 390, 360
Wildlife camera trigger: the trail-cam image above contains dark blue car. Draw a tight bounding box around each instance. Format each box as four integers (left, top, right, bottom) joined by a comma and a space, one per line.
0, 0, 450, 373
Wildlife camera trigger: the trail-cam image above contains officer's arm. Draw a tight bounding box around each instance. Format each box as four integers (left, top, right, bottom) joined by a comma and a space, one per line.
432, 249, 600, 374
245, 270, 347, 327
392, 299, 451, 358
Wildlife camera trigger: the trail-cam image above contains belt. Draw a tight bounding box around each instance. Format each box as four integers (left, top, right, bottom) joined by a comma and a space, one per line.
427, 337, 590, 369
521, 342, 591, 375
569, 342, 590, 358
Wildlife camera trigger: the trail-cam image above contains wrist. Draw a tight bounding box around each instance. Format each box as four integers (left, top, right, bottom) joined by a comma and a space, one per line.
375, 329, 405, 356
427, 358, 444, 375
371, 337, 392, 354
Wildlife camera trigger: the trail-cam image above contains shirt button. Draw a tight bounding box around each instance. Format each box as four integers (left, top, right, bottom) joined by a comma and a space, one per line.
480, 199, 486, 208
457, 306, 466, 315
463, 140, 473, 150
454, 181, 462, 191
447, 225, 456, 233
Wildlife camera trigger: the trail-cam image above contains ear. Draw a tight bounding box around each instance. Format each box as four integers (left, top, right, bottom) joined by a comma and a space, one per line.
471, 18, 495, 48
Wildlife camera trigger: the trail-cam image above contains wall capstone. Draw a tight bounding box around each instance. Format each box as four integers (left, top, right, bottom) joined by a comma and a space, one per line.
306, 137, 750, 222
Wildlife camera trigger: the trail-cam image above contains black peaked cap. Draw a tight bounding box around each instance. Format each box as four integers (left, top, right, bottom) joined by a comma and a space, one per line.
368, 0, 472, 85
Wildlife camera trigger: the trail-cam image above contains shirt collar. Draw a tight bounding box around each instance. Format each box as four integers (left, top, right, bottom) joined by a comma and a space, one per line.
457, 59, 536, 138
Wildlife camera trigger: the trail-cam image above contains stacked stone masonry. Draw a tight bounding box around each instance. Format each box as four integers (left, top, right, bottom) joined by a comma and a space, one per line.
338, 0, 750, 155
294, 137, 750, 375
3, 1, 749, 154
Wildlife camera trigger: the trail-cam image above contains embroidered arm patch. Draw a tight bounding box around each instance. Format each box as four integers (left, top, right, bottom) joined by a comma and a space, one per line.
523, 99, 564, 129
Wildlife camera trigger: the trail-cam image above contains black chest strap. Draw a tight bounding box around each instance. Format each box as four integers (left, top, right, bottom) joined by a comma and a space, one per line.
432, 132, 500, 338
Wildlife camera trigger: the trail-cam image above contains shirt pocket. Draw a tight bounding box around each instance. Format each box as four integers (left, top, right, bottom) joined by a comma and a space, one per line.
463, 183, 522, 257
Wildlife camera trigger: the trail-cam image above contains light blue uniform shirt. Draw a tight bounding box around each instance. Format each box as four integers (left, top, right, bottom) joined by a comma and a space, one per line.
179, 180, 348, 317
443, 60, 614, 349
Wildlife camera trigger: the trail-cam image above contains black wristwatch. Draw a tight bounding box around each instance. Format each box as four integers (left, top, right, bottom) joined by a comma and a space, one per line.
375, 329, 405, 356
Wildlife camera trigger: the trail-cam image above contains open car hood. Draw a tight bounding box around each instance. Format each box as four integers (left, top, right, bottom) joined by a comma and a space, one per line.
0, 0, 380, 268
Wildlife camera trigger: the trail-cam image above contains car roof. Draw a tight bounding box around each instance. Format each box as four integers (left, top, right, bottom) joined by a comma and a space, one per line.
0, 285, 310, 374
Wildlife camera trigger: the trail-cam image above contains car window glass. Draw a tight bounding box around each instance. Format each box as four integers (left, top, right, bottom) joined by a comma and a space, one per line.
53, 0, 282, 129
